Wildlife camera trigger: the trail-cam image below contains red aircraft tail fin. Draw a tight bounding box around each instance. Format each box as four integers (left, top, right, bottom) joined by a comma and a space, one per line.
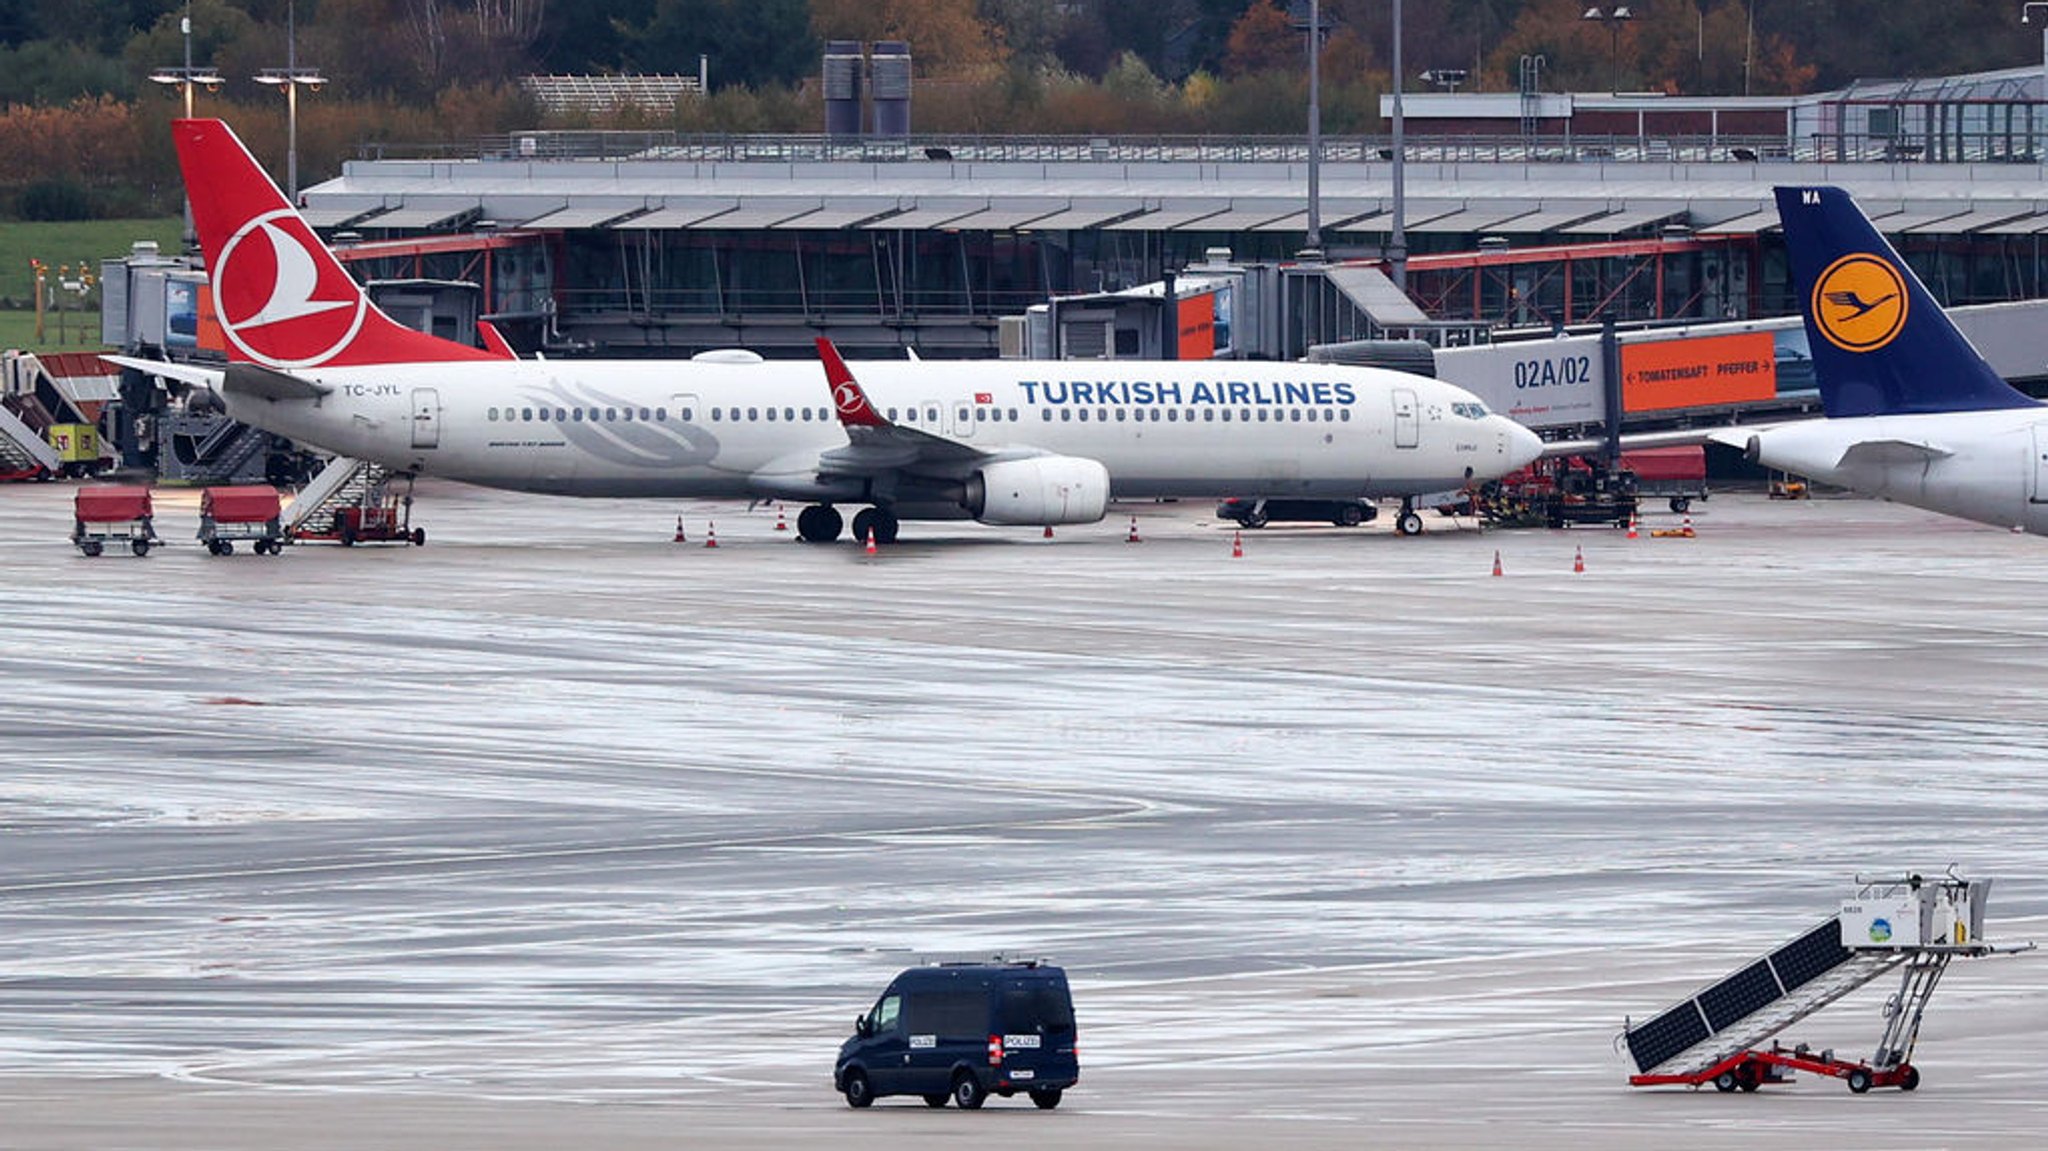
174, 118, 499, 370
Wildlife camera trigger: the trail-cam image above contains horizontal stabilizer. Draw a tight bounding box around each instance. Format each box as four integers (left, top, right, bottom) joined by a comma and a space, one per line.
1835, 438, 1953, 470
223, 362, 331, 401
103, 355, 226, 392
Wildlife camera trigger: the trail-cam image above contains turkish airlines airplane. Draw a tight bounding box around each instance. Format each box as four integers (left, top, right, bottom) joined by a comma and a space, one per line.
1712, 186, 2048, 536
118, 119, 1543, 543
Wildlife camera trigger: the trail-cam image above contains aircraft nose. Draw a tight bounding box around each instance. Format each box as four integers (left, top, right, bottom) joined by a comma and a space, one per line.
1501, 418, 1544, 470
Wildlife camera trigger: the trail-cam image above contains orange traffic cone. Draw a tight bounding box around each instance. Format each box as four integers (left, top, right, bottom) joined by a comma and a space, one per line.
774, 503, 788, 531
1626, 513, 1639, 540
672, 515, 687, 544
1681, 512, 1695, 537
1491, 549, 1504, 577
1043, 525, 1055, 539
864, 531, 877, 557
1126, 515, 1141, 543
1231, 530, 1243, 558
1573, 545, 1585, 574
704, 521, 719, 548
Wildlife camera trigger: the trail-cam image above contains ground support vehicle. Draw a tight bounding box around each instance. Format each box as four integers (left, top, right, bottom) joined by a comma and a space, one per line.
1623, 445, 1709, 513
198, 485, 285, 556
836, 960, 1078, 1110
286, 462, 425, 547
1215, 496, 1377, 529
72, 485, 160, 557
1623, 873, 2029, 1095
1482, 457, 1639, 529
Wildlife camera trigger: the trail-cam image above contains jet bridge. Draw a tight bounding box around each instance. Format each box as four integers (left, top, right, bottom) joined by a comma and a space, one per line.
1623, 874, 2028, 1093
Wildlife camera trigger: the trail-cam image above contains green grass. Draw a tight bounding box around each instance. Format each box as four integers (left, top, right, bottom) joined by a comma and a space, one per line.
0, 216, 182, 352
0, 307, 109, 352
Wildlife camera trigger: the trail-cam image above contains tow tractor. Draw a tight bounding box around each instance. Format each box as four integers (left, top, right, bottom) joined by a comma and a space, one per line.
1623, 872, 2032, 1094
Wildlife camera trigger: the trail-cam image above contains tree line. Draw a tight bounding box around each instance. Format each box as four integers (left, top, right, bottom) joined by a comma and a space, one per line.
2, 1, 2042, 219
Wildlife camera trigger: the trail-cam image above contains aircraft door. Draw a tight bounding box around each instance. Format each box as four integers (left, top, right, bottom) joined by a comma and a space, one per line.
1393, 388, 1419, 449
2031, 423, 2048, 504
670, 394, 700, 425
949, 399, 975, 439
411, 388, 441, 449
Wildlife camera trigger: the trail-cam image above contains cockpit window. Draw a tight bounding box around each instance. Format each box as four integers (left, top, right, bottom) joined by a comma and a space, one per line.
1451, 402, 1489, 419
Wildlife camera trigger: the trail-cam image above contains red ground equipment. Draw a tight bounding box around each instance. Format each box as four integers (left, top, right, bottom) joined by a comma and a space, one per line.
72, 485, 159, 557
1621, 445, 1709, 513
199, 485, 285, 556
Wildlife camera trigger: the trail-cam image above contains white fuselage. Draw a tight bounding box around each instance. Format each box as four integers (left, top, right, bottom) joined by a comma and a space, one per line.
1750, 407, 2048, 534
228, 357, 1543, 504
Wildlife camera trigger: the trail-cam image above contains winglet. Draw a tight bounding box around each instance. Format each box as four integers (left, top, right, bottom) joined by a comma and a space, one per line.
476, 320, 518, 359
817, 337, 887, 428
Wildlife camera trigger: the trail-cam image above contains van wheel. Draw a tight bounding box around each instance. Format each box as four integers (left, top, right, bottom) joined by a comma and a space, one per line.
841, 1069, 873, 1109
922, 1093, 949, 1108
952, 1072, 987, 1110
1029, 1087, 1063, 1110
1670, 497, 1691, 513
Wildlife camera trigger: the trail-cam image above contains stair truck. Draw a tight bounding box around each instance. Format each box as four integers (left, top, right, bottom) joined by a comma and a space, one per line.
1623, 872, 2031, 1094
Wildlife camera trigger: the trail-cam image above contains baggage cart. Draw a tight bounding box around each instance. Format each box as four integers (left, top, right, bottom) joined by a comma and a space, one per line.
72, 485, 159, 557
199, 485, 286, 556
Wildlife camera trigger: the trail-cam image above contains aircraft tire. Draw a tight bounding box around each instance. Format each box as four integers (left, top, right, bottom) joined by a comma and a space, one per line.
851, 508, 876, 544
1398, 511, 1423, 536
873, 510, 900, 545
797, 504, 843, 543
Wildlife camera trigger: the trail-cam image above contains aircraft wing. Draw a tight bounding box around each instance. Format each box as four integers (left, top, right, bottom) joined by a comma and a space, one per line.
814, 337, 999, 477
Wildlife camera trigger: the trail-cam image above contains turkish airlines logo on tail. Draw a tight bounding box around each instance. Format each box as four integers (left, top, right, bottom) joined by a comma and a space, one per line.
214, 209, 367, 368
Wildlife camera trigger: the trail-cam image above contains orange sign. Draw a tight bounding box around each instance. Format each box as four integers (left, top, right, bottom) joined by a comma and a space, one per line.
1621, 331, 1777, 413
1176, 292, 1215, 360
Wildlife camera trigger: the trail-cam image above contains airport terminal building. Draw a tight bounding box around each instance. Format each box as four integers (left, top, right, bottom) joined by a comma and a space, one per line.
294, 66, 2048, 363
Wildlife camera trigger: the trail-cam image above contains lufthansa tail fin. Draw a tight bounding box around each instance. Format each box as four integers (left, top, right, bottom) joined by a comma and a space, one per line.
175, 118, 500, 370
1774, 186, 2034, 417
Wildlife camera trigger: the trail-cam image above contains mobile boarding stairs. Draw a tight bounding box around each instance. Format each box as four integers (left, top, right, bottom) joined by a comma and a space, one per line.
1623, 873, 2032, 1094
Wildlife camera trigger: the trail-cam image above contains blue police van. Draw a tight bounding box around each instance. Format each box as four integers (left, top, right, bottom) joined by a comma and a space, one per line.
835, 960, 1078, 1110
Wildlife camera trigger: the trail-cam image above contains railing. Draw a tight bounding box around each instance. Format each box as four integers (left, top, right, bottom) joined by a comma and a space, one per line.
357, 130, 2047, 166
554, 285, 1050, 320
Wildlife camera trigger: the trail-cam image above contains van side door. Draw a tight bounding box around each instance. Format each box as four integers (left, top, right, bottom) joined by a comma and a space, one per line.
903, 983, 988, 1095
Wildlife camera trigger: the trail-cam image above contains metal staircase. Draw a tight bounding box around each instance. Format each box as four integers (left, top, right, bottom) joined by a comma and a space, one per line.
0, 400, 60, 475
1627, 919, 1909, 1078
284, 456, 383, 533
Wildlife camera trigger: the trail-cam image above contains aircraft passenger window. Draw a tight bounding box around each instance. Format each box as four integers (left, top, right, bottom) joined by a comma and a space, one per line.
1240, 409, 1251, 421
1340, 409, 1351, 421
710, 409, 722, 421
976, 408, 987, 421
900, 408, 913, 422
958, 407, 970, 423
1166, 409, 1177, 422
555, 408, 568, 421
487, 408, 498, 421
1203, 409, 1215, 421
1008, 408, 1019, 421
624, 409, 635, 421
1291, 410, 1302, 422
538, 408, 552, 421
748, 408, 759, 421
1078, 409, 1090, 421
800, 408, 811, 421
589, 408, 600, 421
1061, 409, 1071, 421
766, 408, 778, 421
1257, 410, 1268, 422
521, 408, 533, 421
1043, 410, 1053, 421
1115, 409, 1126, 422
926, 407, 940, 423
783, 407, 793, 421
605, 408, 616, 421
1221, 409, 1232, 421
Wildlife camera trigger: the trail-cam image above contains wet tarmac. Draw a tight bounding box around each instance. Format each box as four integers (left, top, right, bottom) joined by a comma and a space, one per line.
4, 480, 2047, 1149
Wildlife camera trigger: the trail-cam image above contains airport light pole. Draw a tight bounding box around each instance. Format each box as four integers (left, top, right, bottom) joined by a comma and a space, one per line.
149, 0, 224, 251
254, 0, 325, 204
2026, 4, 2048, 162
1582, 5, 1636, 95
1390, 0, 1407, 291
1303, 0, 1323, 260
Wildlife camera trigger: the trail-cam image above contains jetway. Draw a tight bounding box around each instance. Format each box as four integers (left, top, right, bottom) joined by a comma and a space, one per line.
1623, 874, 2029, 1093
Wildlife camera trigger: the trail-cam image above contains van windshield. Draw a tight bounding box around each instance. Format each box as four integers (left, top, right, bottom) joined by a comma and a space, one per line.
1002, 983, 1074, 1033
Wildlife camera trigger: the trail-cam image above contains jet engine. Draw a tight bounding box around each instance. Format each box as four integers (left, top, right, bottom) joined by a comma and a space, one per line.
964, 456, 1110, 525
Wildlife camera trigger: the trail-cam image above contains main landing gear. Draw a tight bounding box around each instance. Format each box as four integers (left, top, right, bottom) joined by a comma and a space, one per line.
795, 504, 899, 545
1393, 496, 1425, 537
